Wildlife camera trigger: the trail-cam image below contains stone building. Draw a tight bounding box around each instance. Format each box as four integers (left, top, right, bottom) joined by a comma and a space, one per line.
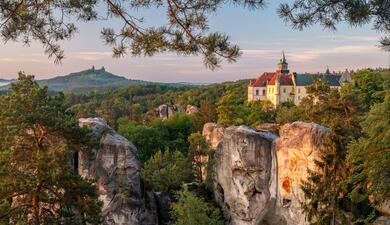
248, 52, 346, 106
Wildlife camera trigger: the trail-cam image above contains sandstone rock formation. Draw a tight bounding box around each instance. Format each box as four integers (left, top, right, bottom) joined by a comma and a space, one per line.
202, 122, 225, 150
78, 118, 158, 225
275, 122, 330, 225
186, 105, 199, 114
157, 104, 174, 119
210, 122, 330, 225
373, 216, 390, 225
213, 126, 279, 225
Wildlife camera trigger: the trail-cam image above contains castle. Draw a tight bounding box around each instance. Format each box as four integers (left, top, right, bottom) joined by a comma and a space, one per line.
248, 52, 350, 106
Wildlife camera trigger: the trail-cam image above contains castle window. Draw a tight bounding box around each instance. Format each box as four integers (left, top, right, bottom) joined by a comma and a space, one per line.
283, 88, 286, 93
262, 89, 265, 95
298, 88, 301, 94
255, 90, 259, 95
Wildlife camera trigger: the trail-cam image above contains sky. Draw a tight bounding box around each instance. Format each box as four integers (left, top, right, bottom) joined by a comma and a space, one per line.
0, 0, 389, 83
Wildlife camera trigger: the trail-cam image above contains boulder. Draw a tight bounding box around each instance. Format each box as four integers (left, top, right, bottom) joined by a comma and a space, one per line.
79, 117, 158, 225
186, 105, 199, 114
202, 123, 225, 150
213, 126, 279, 225
373, 216, 390, 225
274, 122, 330, 225
376, 200, 390, 216
157, 104, 174, 119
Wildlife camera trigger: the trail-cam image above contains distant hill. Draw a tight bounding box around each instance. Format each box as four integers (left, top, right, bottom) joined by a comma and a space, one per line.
0, 67, 201, 93
0, 79, 15, 87
37, 67, 151, 92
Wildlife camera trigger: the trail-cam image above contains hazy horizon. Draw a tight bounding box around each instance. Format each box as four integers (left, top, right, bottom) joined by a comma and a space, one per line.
0, 1, 389, 83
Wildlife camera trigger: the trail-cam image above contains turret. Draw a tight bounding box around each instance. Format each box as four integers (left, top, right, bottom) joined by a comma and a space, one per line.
277, 51, 289, 74
325, 66, 331, 75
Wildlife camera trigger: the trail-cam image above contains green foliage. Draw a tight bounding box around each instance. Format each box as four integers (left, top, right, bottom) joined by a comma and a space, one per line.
0, 0, 267, 68
38, 67, 148, 92
188, 132, 212, 183
343, 70, 385, 111
163, 113, 195, 154
347, 79, 390, 204
247, 100, 275, 127
278, 0, 390, 50
118, 120, 167, 162
141, 150, 193, 193
171, 186, 224, 225
216, 85, 249, 126
297, 76, 370, 224
0, 73, 101, 224
275, 102, 302, 124
118, 113, 195, 162
301, 135, 351, 225
216, 81, 276, 127
193, 97, 217, 131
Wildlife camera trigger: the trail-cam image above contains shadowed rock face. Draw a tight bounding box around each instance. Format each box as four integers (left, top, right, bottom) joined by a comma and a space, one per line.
157, 104, 174, 119
78, 118, 158, 225
214, 126, 278, 225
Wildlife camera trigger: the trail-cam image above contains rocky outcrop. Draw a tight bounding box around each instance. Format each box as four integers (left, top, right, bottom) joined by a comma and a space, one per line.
376, 200, 390, 216
202, 122, 225, 150
373, 216, 390, 225
186, 105, 199, 114
274, 122, 330, 225
213, 126, 279, 225
155, 104, 199, 119
157, 104, 174, 119
78, 118, 158, 225
211, 122, 330, 225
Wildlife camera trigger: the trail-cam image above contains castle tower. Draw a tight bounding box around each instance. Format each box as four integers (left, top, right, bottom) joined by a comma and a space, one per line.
277, 51, 289, 74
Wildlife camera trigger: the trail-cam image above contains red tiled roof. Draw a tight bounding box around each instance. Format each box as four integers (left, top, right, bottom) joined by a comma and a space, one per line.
268, 73, 294, 85
249, 72, 276, 87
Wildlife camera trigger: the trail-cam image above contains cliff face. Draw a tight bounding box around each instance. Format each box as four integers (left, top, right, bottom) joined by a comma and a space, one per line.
78, 118, 159, 225
275, 122, 330, 225
206, 122, 330, 225
202, 122, 225, 150
213, 126, 280, 225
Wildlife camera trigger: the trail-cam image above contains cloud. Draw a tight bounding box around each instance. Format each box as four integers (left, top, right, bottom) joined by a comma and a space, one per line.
69, 51, 112, 61
0, 57, 47, 63
288, 45, 378, 63
241, 44, 380, 64
326, 35, 378, 42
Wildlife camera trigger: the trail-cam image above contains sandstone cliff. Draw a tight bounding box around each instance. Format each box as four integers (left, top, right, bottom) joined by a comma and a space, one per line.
78, 118, 159, 225
202, 122, 225, 150
275, 122, 330, 225
207, 122, 330, 225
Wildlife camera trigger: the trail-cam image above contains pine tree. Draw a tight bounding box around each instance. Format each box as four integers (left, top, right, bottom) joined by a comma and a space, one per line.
301, 135, 348, 225
299, 77, 366, 224
0, 73, 101, 224
188, 132, 212, 183
194, 97, 217, 131
347, 78, 390, 209
171, 186, 224, 225
141, 149, 193, 193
